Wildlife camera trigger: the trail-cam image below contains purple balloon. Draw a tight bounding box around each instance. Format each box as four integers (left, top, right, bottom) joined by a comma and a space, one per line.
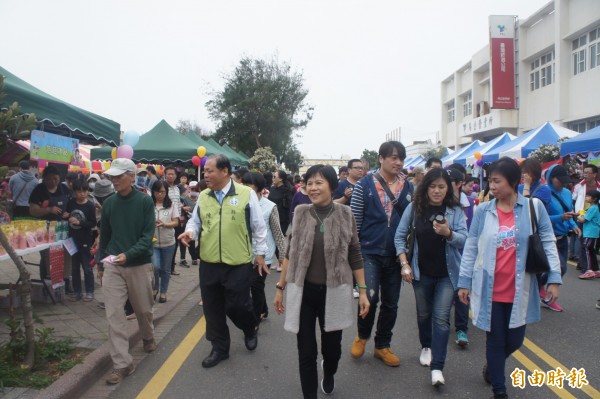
472, 184, 480, 192
409, 166, 414, 171
200, 156, 207, 167
476, 159, 484, 166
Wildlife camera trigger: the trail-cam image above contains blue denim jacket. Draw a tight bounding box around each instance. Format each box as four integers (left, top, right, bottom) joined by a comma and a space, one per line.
394, 203, 467, 290
457, 195, 562, 332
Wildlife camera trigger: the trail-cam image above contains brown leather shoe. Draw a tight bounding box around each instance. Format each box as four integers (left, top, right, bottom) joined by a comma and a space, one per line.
143, 338, 157, 353
374, 347, 400, 367
350, 336, 367, 359
106, 364, 135, 385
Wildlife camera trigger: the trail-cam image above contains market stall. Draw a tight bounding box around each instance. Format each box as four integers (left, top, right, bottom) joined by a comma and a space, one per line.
441, 140, 483, 167
559, 125, 600, 158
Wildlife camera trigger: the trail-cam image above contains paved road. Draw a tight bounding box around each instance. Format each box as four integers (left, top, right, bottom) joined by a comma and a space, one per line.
90, 264, 599, 399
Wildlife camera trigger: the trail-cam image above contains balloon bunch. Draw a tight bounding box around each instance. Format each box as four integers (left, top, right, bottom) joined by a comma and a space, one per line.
192, 146, 208, 167
111, 130, 140, 160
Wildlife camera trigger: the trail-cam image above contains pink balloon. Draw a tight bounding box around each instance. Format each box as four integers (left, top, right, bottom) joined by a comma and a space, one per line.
117, 145, 134, 159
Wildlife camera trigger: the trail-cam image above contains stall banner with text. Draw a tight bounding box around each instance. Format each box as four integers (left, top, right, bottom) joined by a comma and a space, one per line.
49, 243, 65, 288
30, 130, 84, 166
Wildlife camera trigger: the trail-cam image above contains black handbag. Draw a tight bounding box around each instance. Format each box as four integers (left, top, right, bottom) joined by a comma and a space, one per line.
526, 199, 550, 274
405, 207, 416, 263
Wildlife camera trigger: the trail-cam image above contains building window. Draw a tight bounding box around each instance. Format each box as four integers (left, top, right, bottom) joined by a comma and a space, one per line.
530, 51, 553, 91
572, 34, 587, 75
568, 118, 600, 133
447, 100, 455, 123
590, 27, 600, 69
463, 92, 472, 117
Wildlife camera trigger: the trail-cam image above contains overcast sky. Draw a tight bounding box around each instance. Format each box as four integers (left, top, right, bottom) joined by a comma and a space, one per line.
2, 0, 550, 159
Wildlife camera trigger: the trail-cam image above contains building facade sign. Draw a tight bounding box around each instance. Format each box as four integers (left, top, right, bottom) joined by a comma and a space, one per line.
489, 15, 516, 109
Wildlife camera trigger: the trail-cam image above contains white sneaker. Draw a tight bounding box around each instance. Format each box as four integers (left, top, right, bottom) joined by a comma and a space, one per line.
431, 370, 445, 386
419, 348, 431, 367
353, 288, 359, 298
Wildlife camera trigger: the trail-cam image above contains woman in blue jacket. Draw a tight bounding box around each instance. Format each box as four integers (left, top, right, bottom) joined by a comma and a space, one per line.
543, 165, 581, 312
458, 157, 561, 399
395, 168, 467, 387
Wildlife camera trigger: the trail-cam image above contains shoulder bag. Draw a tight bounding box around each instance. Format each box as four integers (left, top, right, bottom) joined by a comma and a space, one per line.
405, 206, 416, 263
526, 198, 551, 274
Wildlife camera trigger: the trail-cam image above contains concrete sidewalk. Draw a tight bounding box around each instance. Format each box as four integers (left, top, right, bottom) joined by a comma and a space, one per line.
0, 251, 201, 399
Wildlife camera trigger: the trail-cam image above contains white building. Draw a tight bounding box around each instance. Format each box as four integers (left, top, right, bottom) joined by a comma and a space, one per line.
441, 0, 600, 149
405, 139, 435, 158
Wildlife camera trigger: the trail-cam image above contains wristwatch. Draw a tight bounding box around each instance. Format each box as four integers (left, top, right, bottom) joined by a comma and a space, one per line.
276, 282, 285, 291
400, 261, 409, 266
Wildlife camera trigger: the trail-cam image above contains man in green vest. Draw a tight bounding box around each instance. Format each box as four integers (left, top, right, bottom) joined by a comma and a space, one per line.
179, 155, 268, 368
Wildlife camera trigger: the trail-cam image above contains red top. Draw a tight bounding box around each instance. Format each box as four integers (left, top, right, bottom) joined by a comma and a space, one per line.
493, 208, 517, 303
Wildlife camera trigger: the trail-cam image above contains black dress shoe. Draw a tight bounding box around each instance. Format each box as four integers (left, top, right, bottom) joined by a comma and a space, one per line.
483, 364, 491, 384
492, 392, 508, 399
244, 330, 258, 351
201, 350, 229, 368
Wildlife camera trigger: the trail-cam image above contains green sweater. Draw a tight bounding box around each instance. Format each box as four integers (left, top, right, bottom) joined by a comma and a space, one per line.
99, 188, 155, 266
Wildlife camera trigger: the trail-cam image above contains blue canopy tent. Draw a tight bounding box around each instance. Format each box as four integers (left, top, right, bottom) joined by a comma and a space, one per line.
441, 140, 483, 167
453, 133, 514, 166
483, 122, 578, 163
404, 155, 424, 169
560, 125, 600, 156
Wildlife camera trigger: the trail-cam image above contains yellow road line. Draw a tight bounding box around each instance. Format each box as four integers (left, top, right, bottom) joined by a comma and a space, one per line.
136, 316, 206, 399
512, 350, 577, 399
523, 338, 600, 399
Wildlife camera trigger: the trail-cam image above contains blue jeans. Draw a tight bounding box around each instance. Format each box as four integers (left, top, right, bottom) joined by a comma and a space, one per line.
357, 254, 401, 349
413, 274, 455, 371
153, 244, 176, 294
486, 302, 527, 394
72, 244, 94, 294
454, 291, 469, 333
540, 236, 568, 286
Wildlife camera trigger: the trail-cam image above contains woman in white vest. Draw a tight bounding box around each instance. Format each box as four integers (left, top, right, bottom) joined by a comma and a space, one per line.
273, 164, 369, 399
242, 172, 287, 323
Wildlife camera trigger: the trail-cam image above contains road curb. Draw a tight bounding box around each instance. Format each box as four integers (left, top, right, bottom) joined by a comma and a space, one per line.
35, 278, 200, 399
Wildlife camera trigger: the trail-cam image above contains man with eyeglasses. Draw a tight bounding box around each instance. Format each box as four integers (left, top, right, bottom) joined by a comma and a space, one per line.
334, 159, 363, 205
99, 158, 157, 385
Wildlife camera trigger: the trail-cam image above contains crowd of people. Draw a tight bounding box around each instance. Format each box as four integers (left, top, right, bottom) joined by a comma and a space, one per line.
1, 146, 599, 399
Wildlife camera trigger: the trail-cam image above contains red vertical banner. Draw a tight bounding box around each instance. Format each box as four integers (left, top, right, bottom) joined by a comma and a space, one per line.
49, 243, 65, 288
489, 16, 516, 109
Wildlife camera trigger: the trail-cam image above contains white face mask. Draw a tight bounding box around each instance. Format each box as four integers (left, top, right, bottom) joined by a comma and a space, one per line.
89, 182, 96, 191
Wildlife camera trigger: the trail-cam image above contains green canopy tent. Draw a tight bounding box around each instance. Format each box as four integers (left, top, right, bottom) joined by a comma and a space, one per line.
182, 132, 225, 160
206, 138, 244, 165
237, 150, 250, 162
1, 66, 120, 145
90, 120, 198, 163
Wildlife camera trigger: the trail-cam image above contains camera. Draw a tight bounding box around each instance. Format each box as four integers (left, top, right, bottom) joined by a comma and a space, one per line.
429, 212, 446, 224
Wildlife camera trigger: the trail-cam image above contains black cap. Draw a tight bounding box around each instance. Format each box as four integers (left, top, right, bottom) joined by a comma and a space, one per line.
548, 165, 571, 186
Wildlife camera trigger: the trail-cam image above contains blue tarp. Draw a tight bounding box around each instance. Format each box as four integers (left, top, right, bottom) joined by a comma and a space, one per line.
454, 133, 514, 166
441, 140, 483, 167
482, 122, 578, 163
560, 125, 600, 156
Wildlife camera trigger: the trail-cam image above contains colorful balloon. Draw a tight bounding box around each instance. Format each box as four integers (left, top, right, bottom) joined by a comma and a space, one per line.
123, 130, 140, 147
474, 152, 482, 160
192, 156, 201, 166
197, 146, 207, 158
476, 159, 484, 166
200, 156, 207, 167
117, 145, 134, 159
111, 147, 117, 160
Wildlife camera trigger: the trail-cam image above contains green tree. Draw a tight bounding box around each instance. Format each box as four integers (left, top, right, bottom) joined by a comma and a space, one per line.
280, 144, 303, 174
423, 144, 447, 161
206, 55, 313, 156
0, 74, 38, 369
360, 149, 379, 169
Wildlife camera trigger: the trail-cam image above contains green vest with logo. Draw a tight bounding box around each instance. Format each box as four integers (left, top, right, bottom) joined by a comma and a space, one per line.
198, 181, 252, 265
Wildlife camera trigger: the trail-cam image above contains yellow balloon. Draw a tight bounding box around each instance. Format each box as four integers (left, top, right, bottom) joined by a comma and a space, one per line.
111, 147, 117, 160
474, 152, 482, 160
197, 146, 207, 158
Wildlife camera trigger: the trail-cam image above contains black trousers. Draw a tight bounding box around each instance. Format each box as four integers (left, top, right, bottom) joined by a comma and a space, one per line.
171, 224, 185, 272
250, 264, 269, 321
297, 282, 343, 399
199, 261, 257, 354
